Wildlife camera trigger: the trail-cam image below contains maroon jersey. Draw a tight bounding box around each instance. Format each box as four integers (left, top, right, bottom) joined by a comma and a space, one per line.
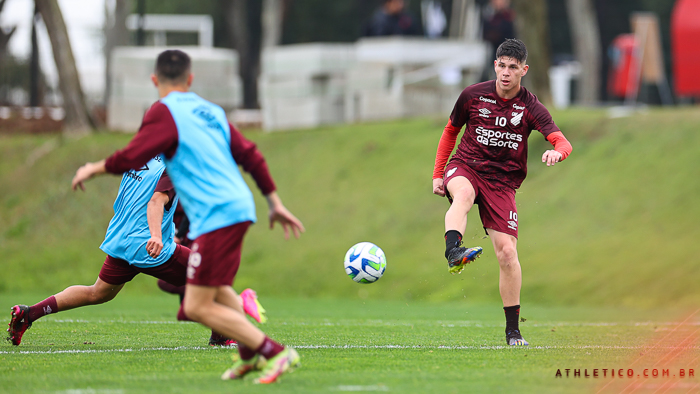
449, 80, 559, 189
154, 171, 176, 211
105, 102, 276, 196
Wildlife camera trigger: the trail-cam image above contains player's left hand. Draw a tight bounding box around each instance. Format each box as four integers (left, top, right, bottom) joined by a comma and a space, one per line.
269, 205, 305, 240
146, 237, 163, 257
541, 150, 562, 167
265, 191, 305, 240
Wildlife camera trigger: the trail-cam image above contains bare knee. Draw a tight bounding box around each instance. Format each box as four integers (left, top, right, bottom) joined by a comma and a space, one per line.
87, 286, 117, 305
495, 245, 519, 269
450, 187, 476, 208
183, 298, 206, 322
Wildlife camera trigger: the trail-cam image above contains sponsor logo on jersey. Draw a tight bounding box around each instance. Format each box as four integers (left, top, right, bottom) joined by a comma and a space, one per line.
513, 103, 525, 110
125, 170, 143, 182
478, 108, 491, 118
446, 167, 458, 178
511, 112, 524, 126
479, 96, 497, 104
475, 126, 522, 150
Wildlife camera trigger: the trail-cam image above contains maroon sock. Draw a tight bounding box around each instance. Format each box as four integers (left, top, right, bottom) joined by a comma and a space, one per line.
176, 304, 192, 321
29, 296, 58, 322
255, 336, 284, 360
157, 280, 186, 296
238, 342, 256, 361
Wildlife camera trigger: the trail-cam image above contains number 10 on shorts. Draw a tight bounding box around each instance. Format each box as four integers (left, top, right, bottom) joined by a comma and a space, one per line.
508, 211, 518, 231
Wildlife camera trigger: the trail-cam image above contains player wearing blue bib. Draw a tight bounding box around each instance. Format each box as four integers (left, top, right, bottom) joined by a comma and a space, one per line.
8, 155, 268, 347
69, 50, 305, 384
8, 151, 268, 348
100, 155, 178, 268
7, 156, 191, 346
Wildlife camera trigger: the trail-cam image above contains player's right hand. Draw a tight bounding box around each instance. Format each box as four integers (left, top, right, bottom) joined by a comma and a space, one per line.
72, 163, 94, 191
71, 160, 107, 191
146, 237, 163, 257
433, 178, 445, 197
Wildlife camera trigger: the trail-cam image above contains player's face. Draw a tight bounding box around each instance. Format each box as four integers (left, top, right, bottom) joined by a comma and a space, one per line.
386, 0, 404, 13
494, 57, 528, 96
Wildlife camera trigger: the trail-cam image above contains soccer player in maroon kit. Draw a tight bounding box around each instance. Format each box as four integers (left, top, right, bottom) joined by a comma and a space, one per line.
432, 39, 572, 346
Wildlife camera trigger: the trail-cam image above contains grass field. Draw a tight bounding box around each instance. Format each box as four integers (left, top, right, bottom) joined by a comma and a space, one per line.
2, 293, 698, 393
2, 108, 700, 307
1, 108, 700, 392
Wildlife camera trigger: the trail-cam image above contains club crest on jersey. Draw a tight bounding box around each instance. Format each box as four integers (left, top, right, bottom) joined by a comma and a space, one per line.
478, 108, 491, 118
510, 112, 524, 126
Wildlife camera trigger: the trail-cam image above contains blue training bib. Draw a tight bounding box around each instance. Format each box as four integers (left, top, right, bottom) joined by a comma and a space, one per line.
100, 155, 179, 268
160, 92, 256, 239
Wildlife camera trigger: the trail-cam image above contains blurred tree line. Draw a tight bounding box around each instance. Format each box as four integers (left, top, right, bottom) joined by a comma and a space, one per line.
0, 0, 680, 133
134, 0, 676, 104
0, 0, 94, 134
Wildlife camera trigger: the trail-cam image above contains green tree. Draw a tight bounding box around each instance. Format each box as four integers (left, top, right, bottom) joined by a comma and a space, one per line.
512, 0, 552, 105
0, 0, 17, 67
566, 0, 600, 105
36, 0, 95, 134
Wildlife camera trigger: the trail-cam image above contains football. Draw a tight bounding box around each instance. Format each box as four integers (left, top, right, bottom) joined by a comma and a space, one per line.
343, 242, 387, 284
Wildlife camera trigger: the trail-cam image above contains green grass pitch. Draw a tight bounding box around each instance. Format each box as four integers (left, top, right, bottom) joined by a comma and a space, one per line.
2, 108, 700, 392
1, 293, 697, 393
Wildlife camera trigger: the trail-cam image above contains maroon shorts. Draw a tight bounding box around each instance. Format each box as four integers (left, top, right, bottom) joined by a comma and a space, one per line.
443, 160, 519, 238
98, 244, 190, 286
186, 221, 251, 287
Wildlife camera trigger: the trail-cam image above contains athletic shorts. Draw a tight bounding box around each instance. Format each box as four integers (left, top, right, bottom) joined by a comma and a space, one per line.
98, 244, 190, 286
443, 160, 519, 238
186, 221, 251, 287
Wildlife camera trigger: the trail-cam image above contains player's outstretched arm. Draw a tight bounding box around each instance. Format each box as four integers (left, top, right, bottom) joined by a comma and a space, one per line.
433, 120, 461, 196
542, 131, 572, 167
265, 191, 305, 240
541, 150, 563, 167
71, 160, 106, 191
146, 191, 170, 258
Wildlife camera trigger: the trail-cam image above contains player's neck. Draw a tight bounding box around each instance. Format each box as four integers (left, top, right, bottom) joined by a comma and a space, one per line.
495, 83, 521, 100
158, 85, 190, 99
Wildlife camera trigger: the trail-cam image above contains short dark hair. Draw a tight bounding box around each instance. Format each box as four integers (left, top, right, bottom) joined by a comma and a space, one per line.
495, 39, 528, 64
155, 50, 191, 84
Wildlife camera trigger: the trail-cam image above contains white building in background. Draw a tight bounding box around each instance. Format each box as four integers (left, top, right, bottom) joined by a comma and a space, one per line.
108, 46, 241, 131
5, 1, 571, 131
107, 14, 242, 131
260, 37, 488, 131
